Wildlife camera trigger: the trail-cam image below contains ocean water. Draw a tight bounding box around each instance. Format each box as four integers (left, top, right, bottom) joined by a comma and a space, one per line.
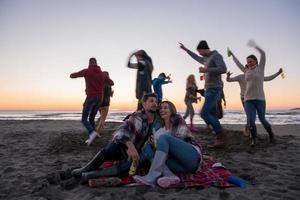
0, 109, 300, 125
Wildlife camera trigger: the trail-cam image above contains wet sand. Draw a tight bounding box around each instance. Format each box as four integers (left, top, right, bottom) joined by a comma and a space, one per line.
0, 120, 299, 200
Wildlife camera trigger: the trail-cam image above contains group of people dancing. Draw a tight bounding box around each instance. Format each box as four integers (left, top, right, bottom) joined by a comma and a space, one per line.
68, 39, 283, 187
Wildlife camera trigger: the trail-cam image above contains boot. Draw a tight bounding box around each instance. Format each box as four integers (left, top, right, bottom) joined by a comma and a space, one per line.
72, 150, 107, 178
265, 126, 275, 143
157, 165, 180, 188
133, 150, 167, 187
249, 126, 257, 146
81, 161, 131, 184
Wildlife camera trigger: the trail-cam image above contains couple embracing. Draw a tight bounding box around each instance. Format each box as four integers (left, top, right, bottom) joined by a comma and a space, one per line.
71, 93, 203, 187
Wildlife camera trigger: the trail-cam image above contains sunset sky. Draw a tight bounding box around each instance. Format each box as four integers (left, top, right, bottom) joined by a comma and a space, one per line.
1, 0, 300, 112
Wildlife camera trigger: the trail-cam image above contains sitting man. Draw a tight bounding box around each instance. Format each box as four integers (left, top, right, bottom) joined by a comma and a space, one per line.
71, 93, 162, 183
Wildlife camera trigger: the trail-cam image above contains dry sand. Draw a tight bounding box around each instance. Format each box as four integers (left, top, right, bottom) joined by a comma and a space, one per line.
0, 120, 299, 200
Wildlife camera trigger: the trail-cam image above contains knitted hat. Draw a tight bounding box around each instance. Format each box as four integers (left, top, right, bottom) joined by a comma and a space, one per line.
197, 40, 209, 50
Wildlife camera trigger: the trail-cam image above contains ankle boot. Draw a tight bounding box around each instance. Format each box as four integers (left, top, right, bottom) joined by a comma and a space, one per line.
157, 165, 180, 188
133, 150, 167, 187
249, 127, 257, 146
72, 150, 107, 178
265, 126, 275, 143
81, 161, 131, 184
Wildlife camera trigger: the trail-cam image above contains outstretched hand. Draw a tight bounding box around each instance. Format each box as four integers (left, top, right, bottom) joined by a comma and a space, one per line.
227, 47, 232, 57
179, 42, 187, 51
247, 39, 257, 48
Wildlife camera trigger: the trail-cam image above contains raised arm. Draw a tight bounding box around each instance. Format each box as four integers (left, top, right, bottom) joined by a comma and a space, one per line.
179, 42, 205, 64
264, 68, 282, 81
127, 53, 139, 69
228, 48, 246, 73
248, 40, 266, 70
226, 71, 239, 82
70, 69, 86, 78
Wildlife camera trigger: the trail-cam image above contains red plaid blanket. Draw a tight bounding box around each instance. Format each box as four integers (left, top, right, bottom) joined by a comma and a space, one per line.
92, 158, 235, 188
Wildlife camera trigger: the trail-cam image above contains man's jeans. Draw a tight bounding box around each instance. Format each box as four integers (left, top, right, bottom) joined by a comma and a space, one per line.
81, 96, 102, 134
200, 87, 222, 134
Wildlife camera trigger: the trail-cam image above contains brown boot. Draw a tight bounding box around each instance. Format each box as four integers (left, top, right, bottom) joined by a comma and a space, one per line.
265, 126, 275, 143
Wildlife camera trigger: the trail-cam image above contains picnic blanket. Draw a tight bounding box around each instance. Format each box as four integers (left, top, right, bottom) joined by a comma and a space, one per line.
89, 158, 235, 188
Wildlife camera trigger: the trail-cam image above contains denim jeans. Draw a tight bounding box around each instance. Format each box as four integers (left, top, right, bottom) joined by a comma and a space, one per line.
155, 134, 200, 173
244, 99, 271, 129
140, 142, 156, 162
81, 96, 102, 134
200, 87, 223, 134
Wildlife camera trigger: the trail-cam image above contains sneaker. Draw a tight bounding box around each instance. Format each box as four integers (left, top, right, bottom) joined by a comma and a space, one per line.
85, 131, 98, 146
133, 175, 155, 187
157, 176, 180, 188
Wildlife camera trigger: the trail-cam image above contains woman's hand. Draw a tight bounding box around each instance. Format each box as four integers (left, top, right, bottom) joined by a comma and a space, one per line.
247, 39, 257, 48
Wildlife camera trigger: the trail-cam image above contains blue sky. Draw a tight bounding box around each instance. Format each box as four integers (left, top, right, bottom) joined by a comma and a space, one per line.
0, 0, 300, 111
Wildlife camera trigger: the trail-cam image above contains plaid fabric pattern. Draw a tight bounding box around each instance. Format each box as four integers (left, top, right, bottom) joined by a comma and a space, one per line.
112, 110, 161, 151
176, 158, 234, 188
94, 158, 235, 188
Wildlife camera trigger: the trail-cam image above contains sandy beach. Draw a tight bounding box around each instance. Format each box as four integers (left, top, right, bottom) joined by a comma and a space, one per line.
0, 120, 299, 200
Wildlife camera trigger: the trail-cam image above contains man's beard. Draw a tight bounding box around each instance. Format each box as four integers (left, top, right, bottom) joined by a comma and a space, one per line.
149, 109, 157, 114
147, 107, 157, 114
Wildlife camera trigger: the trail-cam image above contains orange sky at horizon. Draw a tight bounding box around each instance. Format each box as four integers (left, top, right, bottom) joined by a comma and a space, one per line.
0, 96, 299, 111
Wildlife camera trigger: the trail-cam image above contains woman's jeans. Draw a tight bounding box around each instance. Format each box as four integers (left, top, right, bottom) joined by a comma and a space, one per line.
244, 99, 271, 130
154, 134, 200, 173
200, 87, 223, 134
82, 96, 102, 134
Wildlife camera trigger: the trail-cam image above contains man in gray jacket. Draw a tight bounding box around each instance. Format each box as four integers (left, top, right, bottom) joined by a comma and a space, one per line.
179, 40, 227, 147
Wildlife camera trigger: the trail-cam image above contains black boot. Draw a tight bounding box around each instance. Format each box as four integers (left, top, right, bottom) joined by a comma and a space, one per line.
249, 126, 257, 146
265, 126, 275, 143
81, 161, 131, 184
72, 150, 107, 178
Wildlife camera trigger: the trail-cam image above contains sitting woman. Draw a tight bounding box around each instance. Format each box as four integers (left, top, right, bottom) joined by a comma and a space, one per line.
133, 100, 203, 187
